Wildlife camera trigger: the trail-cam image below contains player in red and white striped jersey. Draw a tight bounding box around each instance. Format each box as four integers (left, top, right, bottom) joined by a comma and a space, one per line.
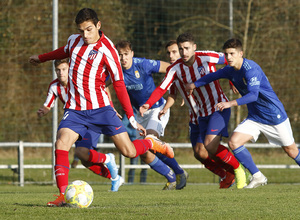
29, 8, 173, 207
141, 33, 247, 189
37, 58, 117, 187
37, 59, 68, 117
158, 40, 236, 188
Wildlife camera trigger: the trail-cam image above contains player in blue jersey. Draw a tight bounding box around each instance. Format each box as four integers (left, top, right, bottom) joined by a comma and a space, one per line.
185, 38, 300, 188
115, 40, 188, 190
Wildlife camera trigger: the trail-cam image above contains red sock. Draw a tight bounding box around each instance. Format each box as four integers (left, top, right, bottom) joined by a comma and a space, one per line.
132, 139, 152, 157
215, 159, 235, 175
203, 157, 226, 178
88, 164, 111, 179
215, 144, 239, 169
88, 149, 106, 163
54, 149, 69, 193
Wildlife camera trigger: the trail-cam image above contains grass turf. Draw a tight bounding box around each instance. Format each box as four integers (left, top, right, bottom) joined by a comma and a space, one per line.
0, 184, 299, 220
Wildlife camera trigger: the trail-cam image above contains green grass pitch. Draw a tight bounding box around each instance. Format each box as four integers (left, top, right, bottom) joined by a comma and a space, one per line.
0, 184, 299, 220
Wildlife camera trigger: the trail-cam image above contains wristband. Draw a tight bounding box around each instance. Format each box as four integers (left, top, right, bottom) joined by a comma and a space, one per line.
129, 116, 138, 129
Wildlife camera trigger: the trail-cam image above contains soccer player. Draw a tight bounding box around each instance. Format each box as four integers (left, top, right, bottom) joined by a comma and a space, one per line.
29, 8, 174, 207
140, 33, 247, 189
37, 59, 123, 192
159, 40, 235, 188
115, 40, 188, 190
185, 38, 300, 188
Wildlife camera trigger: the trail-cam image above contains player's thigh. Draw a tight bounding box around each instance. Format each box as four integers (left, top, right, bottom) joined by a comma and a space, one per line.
56, 127, 79, 151
229, 132, 253, 150
111, 132, 136, 158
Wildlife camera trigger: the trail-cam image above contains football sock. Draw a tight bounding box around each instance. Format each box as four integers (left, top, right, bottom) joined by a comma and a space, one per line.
203, 157, 226, 178
132, 139, 152, 157
233, 145, 259, 175
55, 149, 70, 194
294, 151, 300, 166
215, 144, 240, 169
149, 156, 176, 182
88, 149, 106, 163
88, 164, 111, 179
214, 159, 235, 175
156, 152, 184, 175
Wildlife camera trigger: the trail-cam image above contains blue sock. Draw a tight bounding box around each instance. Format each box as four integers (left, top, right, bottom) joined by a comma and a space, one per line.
294, 151, 300, 166
149, 156, 176, 182
233, 145, 259, 175
156, 152, 184, 175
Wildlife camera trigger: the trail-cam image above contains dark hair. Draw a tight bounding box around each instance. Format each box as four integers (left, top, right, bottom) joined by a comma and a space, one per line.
223, 38, 243, 51
165, 40, 177, 50
177, 32, 194, 44
115, 40, 132, 51
54, 58, 69, 68
75, 8, 99, 26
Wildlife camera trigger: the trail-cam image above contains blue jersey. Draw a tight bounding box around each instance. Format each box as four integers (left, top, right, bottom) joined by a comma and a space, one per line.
122, 57, 164, 110
194, 58, 287, 125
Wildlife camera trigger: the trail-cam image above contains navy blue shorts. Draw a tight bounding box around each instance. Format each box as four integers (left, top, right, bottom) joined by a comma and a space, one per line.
58, 106, 127, 144
197, 108, 231, 143
189, 122, 201, 147
75, 129, 100, 150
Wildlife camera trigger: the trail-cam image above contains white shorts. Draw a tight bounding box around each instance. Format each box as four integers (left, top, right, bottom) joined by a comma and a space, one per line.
135, 102, 170, 139
234, 118, 294, 146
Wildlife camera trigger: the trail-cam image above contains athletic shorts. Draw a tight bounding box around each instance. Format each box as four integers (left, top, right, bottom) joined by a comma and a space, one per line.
234, 118, 295, 146
75, 129, 100, 150
135, 101, 170, 138
58, 106, 127, 141
189, 122, 201, 147
197, 108, 231, 143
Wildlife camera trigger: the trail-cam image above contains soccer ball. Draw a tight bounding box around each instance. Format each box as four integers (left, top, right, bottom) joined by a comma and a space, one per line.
64, 180, 94, 208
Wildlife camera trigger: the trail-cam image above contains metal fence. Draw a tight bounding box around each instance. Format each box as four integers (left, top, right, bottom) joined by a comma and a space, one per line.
1, 142, 299, 187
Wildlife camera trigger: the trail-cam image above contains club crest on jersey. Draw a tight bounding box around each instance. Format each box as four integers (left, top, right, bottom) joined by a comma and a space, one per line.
88, 49, 98, 60
135, 70, 140, 78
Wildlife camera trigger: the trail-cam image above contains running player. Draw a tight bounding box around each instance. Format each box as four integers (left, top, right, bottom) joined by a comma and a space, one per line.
29, 8, 173, 207
185, 38, 300, 188
37, 59, 122, 192
115, 40, 188, 190
159, 40, 235, 188
140, 33, 247, 189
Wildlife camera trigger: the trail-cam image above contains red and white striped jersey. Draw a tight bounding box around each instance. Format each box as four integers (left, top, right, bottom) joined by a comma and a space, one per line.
154, 51, 228, 117
43, 78, 68, 108
169, 82, 199, 125
63, 32, 124, 110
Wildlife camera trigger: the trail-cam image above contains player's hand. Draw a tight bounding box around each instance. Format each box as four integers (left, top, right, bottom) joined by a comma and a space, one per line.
215, 102, 231, 112
139, 104, 150, 117
136, 122, 147, 137
29, 55, 41, 66
158, 109, 167, 120
230, 83, 239, 94
37, 106, 50, 117
184, 83, 195, 96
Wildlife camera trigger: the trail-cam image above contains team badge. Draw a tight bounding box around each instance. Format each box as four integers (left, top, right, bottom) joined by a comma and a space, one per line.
88, 49, 98, 60
135, 70, 140, 78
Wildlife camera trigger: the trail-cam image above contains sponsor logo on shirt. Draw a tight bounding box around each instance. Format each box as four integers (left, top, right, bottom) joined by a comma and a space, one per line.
249, 77, 260, 86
